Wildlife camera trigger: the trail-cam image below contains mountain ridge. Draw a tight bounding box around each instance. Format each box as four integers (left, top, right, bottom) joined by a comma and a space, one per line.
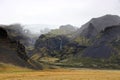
75, 14, 120, 39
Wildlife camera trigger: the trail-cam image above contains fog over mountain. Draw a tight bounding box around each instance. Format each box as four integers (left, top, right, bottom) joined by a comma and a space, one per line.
24, 24, 58, 34
0, 0, 120, 33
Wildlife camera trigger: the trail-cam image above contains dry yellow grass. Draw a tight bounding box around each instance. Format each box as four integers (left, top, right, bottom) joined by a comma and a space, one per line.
0, 69, 120, 80
0, 63, 33, 73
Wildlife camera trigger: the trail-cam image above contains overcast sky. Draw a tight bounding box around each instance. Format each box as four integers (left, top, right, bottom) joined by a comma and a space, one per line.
0, 0, 120, 30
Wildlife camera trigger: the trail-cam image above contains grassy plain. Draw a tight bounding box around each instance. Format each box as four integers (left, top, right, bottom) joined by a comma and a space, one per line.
0, 69, 120, 80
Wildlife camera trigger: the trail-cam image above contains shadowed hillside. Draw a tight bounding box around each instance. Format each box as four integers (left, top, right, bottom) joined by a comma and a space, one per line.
83, 25, 120, 58
0, 25, 42, 69
0, 27, 31, 67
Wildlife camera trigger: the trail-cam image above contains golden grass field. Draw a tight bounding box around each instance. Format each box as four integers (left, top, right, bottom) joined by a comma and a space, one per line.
0, 69, 120, 80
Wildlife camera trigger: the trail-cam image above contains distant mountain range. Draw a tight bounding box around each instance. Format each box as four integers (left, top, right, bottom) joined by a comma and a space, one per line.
33, 14, 120, 69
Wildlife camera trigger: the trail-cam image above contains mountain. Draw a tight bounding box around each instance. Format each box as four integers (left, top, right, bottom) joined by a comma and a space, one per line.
1, 14, 118, 69
31, 15, 120, 69
75, 14, 120, 39
0, 25, 30, 67
32, 24, 79, 58
0, 24, 42, 69
33, 15, 120, 59
83, 25, 120, 58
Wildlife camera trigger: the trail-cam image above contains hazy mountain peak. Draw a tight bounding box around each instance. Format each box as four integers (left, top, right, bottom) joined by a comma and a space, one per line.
90, 14, 120, 30
49, 24, 78, 36
59, 24, 77, 30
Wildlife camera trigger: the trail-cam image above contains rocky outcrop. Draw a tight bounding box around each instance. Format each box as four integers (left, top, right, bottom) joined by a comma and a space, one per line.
34, 34, 70, 57
83, 25, 120, 58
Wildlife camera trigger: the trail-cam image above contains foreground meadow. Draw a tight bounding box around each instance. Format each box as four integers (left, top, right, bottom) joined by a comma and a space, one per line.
0, 69, 120, 80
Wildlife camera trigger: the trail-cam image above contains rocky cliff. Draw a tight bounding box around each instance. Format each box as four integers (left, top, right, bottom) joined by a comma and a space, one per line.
83, 25, 120, 58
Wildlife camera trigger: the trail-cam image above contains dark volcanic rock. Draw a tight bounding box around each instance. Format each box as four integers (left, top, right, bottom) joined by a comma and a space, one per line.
0, 25, 41, 69
35, 34, 70, 57
83, 25, 120, 58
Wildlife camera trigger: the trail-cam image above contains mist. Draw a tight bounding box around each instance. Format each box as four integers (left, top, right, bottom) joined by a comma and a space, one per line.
0, 0, 120, 33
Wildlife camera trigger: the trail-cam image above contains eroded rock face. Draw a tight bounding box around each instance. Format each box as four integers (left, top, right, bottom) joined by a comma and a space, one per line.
83, 25, 120, 58
35, 35, 69, 50
34, 34, 70, 57
0, 26, 35, 69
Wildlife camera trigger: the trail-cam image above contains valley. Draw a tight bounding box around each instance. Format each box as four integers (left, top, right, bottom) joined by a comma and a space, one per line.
1, 14, 120, 80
